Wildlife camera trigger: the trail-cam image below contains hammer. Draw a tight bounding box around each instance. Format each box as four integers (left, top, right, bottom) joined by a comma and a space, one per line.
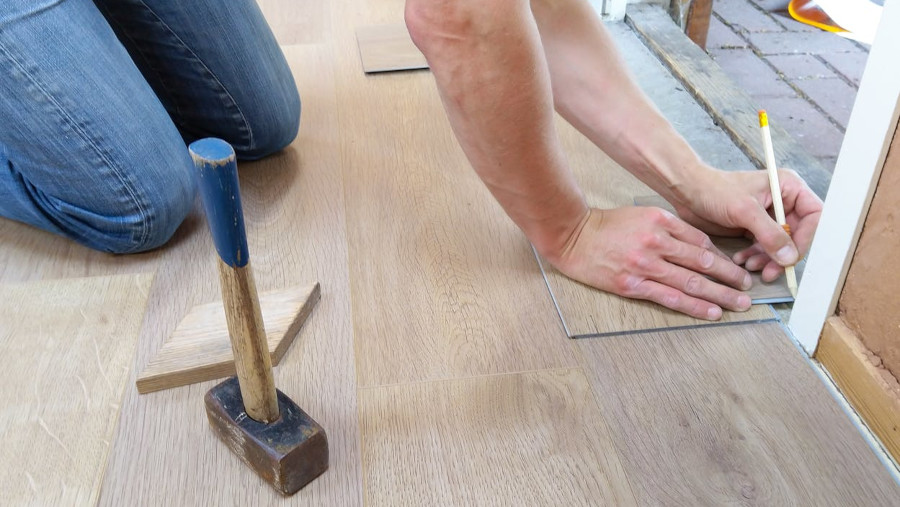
189, 138, 328, 495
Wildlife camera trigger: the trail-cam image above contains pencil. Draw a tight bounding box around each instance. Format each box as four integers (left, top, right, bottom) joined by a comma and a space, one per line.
758, 110, 798, 299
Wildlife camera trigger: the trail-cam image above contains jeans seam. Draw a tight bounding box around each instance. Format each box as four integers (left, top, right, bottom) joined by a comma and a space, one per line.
134, 0, 254, 150
0, 37, 151, 248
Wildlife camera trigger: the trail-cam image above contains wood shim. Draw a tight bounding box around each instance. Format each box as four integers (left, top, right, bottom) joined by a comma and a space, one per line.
0, 274, 152, 506
634, 194, 802, 304
817, 316, 900, 462
137, 283, 320, 394
356, 24, 428, 73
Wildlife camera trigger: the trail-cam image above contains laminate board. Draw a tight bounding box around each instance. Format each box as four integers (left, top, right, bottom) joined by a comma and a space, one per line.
98, 44, 363, 506
356, 24, 428, 73
330, 1, 579, 388
634, 194, 803, 304
358, 369, 637, 506
578, 322, 900, 505
539, 119, 776, 338
0, 274, 152, 506
136, 283, 320, 394
257, 0, 331, 45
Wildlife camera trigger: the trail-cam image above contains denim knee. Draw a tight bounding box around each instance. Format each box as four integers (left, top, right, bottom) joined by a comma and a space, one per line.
236, 84, 301, 161
81, 149, 196, 255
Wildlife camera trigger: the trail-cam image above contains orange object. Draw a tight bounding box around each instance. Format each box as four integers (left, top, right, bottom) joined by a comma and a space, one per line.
788, 0, 848, 33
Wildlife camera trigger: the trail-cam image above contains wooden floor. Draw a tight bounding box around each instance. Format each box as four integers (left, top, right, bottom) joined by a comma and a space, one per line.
0, 0, 897, 504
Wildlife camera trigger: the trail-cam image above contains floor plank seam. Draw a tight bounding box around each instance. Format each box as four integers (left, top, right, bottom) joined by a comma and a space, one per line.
356, 365, 586, 392
531, 244, 571, 337
571, 315, 779, 340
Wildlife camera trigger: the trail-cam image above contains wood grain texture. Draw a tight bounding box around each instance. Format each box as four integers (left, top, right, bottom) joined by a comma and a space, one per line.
216, 261, 279, 423
838, 125, 900, 379
256, 0, 331, 45
626, 4, 832, 198
538, 120, 775, 338
137, 283, 320, 394
578, 322, 900, 505
817, 316, 900, 463
98, 44, 363, 506
0, 274, 152, 506
356, 24, 428, 73
332, 1, 579, 388
358, 369, 637, 506
634, 194, 802, 304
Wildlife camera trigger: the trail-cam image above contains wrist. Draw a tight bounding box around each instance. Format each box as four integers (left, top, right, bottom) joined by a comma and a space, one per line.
525, 195, 591, 264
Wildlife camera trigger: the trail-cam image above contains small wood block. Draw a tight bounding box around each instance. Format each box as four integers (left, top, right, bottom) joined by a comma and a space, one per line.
205, 376, 329, 495
633, 195, 803, 303
356, 24, 428, 73
137, 283, 320, 394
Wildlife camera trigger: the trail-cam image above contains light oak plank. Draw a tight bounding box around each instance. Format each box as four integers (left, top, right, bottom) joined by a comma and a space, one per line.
98, 44, 363, 506
578, 322, 900, 505
0, 274, 152, 506
257, 0, 331, 45
540, 119, 776, 338
634, 194, 803, 304
137, 283, 320, 394
356, 24, 428, 73
817, 316, 900, 462
330, 1, 579, 387
359, 369, 637, 506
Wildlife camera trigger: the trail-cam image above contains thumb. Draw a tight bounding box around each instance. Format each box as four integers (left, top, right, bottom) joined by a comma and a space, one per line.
736, 198, 798, 266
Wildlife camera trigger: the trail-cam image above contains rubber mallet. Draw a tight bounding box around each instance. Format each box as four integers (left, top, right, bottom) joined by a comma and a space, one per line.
189, 138, 328, 495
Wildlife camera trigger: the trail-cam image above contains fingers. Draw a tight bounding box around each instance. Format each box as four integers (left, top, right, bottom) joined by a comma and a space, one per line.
731, 197, 798, 266
651, 262, 752, 312
633, 280, 725, 321
661, 237, 752, 290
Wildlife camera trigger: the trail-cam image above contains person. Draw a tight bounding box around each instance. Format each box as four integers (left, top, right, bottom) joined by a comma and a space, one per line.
403, 0, 823, 320
0, 0, 822, 321
0, 0, 299, 253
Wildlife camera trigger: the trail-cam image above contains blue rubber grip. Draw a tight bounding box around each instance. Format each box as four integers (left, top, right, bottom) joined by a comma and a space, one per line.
189, 138, 250, 267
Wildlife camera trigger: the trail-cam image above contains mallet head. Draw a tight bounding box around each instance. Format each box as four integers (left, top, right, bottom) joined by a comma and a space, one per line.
205, 376, 329, 495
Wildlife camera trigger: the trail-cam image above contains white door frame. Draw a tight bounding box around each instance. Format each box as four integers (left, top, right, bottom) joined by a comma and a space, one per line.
789, 0, 900, 354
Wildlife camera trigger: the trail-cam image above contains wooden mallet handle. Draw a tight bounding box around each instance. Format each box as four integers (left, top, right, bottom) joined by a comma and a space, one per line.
190, 138, 279, 424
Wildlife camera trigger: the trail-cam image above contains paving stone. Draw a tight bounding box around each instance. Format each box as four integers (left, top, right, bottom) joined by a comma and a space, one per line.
708, 48, 797, 98
819, 51, 869, 86
767, 54, 835, 80
714, 0, 786, 33
770, 10, 822, 32
707, 15, 749, 49
746, 30, 864, 55
761, 96, 844, 160
793, 77, 857, 129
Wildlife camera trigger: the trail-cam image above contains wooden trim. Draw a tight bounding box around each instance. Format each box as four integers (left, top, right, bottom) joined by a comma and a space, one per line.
816, 317, 900, 462
789, 0, 900, 353
626, 4, 832, 198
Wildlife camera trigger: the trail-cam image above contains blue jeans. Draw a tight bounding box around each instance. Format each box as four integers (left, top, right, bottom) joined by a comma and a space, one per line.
0, 0, 300, 253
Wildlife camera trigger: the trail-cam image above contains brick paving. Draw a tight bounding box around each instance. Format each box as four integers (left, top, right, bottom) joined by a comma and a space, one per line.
707, 0, 870, 173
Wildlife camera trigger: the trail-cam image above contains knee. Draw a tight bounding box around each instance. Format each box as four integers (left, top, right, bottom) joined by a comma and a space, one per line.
405, 0, 505, 55
236, 80, 301, 161
87, 151, 196, 254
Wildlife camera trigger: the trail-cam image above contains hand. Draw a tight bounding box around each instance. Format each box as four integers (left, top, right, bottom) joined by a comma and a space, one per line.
670, 167, 823, 281
550, 206, 753, 320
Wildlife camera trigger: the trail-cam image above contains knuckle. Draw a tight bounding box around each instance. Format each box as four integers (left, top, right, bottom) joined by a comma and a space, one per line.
625, 250, 650, 271
699, 249, 715, 269
684, 275, 703, 294
613, 273, 640, 295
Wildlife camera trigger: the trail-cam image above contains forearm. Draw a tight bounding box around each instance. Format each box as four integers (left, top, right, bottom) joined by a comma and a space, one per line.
531, 0, 711, 204
405, 0, 589, 259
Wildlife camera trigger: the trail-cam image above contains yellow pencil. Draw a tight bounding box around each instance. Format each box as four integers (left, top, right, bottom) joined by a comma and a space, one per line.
758, 110, 798, 299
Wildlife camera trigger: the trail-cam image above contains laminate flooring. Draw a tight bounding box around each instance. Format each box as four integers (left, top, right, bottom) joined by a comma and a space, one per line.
0, 274, 152, 506
0, 0, 896, 504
